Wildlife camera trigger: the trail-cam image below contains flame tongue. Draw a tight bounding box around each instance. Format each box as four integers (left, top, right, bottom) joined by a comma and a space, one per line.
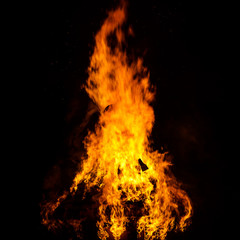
41, 3, 192, 240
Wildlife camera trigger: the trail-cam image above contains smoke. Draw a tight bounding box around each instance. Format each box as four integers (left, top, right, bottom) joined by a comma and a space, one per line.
68, 100, 99, 157
76, 101, 99, 133
42, 99, 99, 200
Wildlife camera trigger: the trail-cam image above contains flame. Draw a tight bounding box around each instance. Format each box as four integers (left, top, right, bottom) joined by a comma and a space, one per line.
41, 3, 192, 240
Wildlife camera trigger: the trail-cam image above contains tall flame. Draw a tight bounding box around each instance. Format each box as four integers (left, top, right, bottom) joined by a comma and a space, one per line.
41, 3, 192, 240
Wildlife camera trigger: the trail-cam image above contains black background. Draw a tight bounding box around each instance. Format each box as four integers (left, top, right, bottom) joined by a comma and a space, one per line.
24, 0, 233, 239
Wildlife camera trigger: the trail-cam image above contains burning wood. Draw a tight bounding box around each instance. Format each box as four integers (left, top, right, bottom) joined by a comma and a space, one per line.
138, 159, 149, 172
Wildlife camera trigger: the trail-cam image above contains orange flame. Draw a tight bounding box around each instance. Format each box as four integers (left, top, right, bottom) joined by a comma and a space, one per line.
41, 3, 192, 240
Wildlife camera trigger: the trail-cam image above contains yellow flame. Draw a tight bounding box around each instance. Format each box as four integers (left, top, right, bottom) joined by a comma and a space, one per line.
41, 3, 192, 240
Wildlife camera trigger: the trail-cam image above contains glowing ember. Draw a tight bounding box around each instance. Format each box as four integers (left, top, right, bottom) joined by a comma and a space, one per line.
41, 3, 192, 240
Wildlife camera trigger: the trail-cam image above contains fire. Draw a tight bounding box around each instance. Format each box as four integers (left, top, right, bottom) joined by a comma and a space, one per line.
41, 3, 192, 240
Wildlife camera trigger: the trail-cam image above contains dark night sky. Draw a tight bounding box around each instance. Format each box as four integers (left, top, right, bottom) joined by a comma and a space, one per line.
24, 1, 233, 239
